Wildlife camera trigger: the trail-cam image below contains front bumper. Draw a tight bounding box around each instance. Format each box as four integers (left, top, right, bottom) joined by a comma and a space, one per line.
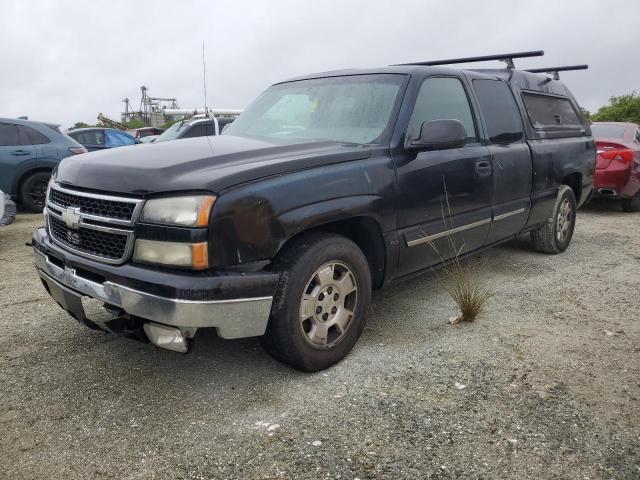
33, 227, 278, 339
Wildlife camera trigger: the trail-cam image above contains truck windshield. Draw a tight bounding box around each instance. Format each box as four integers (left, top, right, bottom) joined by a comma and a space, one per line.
154, 120, 189, 142
224, 74, 405, 145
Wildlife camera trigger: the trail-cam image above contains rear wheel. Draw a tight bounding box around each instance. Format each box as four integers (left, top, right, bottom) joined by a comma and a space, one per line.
530, 186, 577, 254
622, 192, 640, 212
19, 171, 50, 212
260, 233, 372, 372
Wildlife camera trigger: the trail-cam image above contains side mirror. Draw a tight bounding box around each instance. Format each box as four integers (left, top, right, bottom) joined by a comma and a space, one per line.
407, 119, 467, 152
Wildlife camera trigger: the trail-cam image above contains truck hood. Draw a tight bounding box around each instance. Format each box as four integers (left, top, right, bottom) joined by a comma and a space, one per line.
54, 135, 371, 196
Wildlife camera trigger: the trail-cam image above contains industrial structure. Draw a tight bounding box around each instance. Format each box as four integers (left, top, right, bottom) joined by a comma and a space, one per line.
95, 86, 243, 130
120, 86, 181, 127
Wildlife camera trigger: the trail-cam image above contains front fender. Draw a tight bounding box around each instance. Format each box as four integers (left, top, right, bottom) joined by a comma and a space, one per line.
208, 154, 395, 267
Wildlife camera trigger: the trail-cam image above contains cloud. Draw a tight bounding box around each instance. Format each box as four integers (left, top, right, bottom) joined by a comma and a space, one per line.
0, 0, 638, 126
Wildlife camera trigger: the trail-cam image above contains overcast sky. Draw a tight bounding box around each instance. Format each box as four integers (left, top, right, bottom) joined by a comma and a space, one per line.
1, 0, 638, 128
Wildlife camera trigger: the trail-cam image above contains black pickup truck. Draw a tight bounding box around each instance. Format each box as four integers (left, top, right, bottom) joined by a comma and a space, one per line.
33, 51, 595, 371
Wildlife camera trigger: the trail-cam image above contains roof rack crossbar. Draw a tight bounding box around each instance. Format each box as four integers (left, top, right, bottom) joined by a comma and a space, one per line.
525, 64, 588, 80
393, 50, 544, 69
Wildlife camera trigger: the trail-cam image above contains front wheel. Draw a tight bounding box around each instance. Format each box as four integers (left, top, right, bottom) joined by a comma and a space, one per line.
530, 186, 577, 254
622, 192, 640, 213
19, 171, 51, 212
260, 233, 372, 372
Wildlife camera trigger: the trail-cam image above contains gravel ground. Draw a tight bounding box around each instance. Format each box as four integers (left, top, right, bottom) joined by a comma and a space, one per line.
1, 200, 639, 480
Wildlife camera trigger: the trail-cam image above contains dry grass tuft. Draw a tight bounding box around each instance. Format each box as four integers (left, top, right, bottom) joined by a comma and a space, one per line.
430, 179, 495, 324
443, 256, 494, 323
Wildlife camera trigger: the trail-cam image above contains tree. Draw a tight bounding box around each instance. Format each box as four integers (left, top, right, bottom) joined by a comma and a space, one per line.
591, 93, 640, 124
71, 121, 92, 129
579, 107, 591, 121
123, 119, 145, 129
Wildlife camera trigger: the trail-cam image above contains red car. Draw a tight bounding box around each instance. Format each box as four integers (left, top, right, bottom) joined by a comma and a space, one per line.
592, 122, 640, 212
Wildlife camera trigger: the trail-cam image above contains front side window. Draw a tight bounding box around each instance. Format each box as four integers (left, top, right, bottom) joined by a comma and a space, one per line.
407, 77, 478, 144
521, 93, 583, 130
0, 123, 20, 146
182, 122, 214, 138
473, 79, 523, 144
224, 74, 405, 144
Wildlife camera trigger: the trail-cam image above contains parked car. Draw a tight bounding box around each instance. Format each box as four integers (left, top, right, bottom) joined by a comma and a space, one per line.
32, 51, 594, 371
127, 127, 164, 140
153, 116, 236, 143
138, 135, 159, 144
0, 118, 86, 211
0, 189, 17, 226
67, 128, 137, 152
591, 122, 640, 212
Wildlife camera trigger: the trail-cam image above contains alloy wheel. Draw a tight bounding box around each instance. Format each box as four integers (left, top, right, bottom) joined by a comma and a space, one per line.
556, 198, 573, 242
299, 261, 358, 349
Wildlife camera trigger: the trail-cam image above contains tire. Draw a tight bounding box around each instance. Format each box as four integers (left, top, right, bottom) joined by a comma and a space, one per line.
19, 171, 51, 212
0, 197, 17, 226
530, 186, 577, 254
622, 192, 640, 213
260, 232, 372, 372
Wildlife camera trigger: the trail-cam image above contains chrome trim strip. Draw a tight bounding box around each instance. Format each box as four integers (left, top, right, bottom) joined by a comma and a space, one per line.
48, 183, 144, 226
46, 200, 135, 227
494, 208, 527, 221
34, 249, 273, 338
406, 218, 491, 247
48, 208, 132, 235
47, 209, 135, 265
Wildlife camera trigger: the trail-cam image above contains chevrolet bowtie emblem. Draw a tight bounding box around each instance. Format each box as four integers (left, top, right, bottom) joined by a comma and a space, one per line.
61, 207, 82, 229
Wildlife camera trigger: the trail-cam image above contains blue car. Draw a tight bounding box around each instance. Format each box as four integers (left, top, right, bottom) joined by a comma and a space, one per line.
0, 118, 86, 212
67, 128, 137, 152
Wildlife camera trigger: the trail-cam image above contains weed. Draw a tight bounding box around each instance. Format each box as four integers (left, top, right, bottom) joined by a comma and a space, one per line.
429, 180, 495, 323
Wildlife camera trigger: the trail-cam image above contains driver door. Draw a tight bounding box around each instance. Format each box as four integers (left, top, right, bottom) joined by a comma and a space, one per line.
394, 76, 493, 277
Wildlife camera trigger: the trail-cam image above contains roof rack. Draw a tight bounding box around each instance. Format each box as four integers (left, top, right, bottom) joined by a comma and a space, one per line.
525, 64, 588, 80
393, 50, 544, 69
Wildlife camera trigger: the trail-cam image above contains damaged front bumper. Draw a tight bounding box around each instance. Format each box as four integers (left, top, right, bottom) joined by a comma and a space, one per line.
32, 227, 278, 348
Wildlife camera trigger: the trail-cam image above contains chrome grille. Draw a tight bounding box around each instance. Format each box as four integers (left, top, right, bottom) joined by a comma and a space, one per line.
49, 215, 128, 261
46, 184, 143, 264
49, 185, 139, 223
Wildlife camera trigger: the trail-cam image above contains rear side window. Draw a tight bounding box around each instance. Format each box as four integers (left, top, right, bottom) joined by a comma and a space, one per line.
0, 123, 21, 146
408, 77, 477, 143
473, 80, 524, 144
635, 128, 640, 143
19, 125, 50, 145
71, 130, 105, 146
521, 93, 583, 129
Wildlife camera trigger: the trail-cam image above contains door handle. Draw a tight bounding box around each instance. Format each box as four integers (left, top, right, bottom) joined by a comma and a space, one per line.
475, 160, 492, 176
10, 150, 30, 156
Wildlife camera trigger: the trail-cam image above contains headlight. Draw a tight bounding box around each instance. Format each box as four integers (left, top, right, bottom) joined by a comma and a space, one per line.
140, 195, 215, 227
45, 178, 54, 205
133, 239, 209, 270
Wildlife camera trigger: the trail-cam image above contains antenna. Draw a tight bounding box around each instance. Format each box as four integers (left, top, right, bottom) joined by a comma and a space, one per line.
525, 64, 588, 80
393, 50, 544, 69
202, 42, 208, 118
